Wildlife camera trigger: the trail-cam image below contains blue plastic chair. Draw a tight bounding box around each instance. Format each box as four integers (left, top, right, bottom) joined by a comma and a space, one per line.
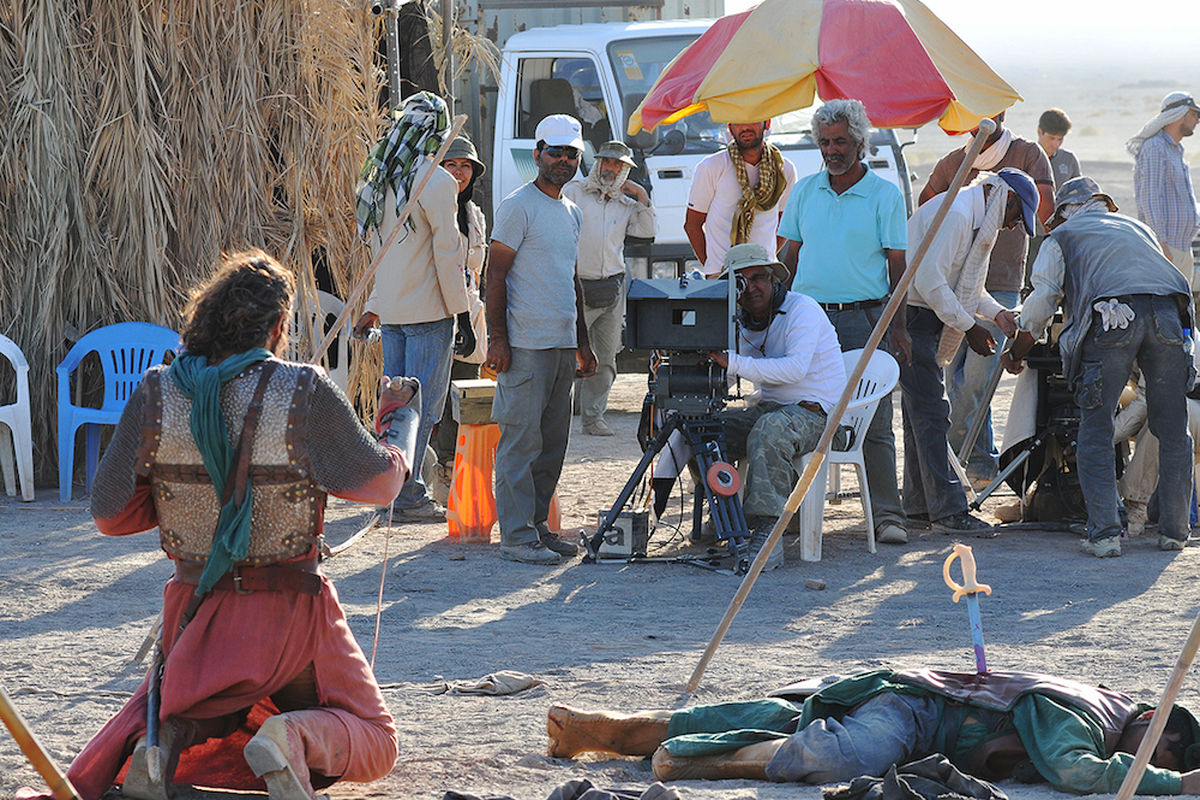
57, 322, 180, 501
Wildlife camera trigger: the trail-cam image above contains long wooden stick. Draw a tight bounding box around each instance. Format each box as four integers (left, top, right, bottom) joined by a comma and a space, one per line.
0, 685, 82, 800
310, 113, 468, 363
685, 119, 998, 694
1114, 610, 1200, 800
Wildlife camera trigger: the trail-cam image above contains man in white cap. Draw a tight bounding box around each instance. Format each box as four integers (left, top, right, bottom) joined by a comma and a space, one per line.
563, 140, 656, 437
685, 121, 798, 276
1128, 92, 1200, 286
1003, 176, 1194, 557
651, 242, 845, 569
486, 113, 597, 565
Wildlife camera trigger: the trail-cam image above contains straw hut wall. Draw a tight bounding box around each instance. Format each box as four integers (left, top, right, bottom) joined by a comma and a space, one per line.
0, 1, 387, 486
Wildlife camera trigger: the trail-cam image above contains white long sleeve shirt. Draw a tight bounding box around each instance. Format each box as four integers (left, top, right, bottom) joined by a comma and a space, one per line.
727, 292, 845, 412
907, 185, 1004, 332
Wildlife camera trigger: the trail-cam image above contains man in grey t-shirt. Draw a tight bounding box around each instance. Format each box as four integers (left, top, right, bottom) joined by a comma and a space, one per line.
486, 114, 597, 565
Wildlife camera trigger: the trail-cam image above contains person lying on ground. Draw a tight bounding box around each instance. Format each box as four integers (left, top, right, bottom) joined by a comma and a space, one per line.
547, 667, 1200, 795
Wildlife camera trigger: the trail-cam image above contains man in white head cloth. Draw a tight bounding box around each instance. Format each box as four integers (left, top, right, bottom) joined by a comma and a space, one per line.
1128, 91, 1200, 287
563, 140, 656, 437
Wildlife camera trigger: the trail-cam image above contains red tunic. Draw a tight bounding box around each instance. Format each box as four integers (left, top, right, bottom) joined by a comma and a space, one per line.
66, 362, 408, 800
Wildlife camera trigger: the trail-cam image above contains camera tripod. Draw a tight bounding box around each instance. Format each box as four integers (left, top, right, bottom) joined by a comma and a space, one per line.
582, 409, 752, 574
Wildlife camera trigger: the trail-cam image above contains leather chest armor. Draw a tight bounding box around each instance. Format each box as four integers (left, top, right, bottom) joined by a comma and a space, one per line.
139, 360, 324, 565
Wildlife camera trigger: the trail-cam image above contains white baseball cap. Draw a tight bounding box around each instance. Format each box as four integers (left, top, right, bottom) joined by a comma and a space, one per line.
535, 114, 584, 150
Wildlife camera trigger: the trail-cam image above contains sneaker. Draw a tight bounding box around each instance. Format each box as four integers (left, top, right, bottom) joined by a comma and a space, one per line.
906, 513, 933, 531
930, 511, 993, 536
1080, 536, 1122, 558
747, 521, 783, 570
582, 418, 614, 437
876, 523, 908, 545
499, 540, 562, 565
536, 522, 579, 556
1126, 502, 1148, 537
1159, 535, 1188, 551
394, 499, 447, 523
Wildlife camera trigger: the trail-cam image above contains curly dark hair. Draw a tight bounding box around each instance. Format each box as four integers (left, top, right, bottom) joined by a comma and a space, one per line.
181, 249, 294, 359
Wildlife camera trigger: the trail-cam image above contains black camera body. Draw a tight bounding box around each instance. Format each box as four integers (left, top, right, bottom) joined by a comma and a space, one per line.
625, 276, 735, 415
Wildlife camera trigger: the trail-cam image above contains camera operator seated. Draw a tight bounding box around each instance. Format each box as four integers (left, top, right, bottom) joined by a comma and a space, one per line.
1002, 176, 1195, 557
652, 243, 845, 569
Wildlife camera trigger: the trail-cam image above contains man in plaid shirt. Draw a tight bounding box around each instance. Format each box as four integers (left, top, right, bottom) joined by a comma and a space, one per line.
1128, 92, 1200, 289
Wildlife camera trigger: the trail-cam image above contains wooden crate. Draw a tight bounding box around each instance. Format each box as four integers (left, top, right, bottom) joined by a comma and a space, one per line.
450, 378, 497, 424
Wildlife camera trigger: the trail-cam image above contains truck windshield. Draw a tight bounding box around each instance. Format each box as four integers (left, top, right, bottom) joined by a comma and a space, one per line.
608, 35, 814, 153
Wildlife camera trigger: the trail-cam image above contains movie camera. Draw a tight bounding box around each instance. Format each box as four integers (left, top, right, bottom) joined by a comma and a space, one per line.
583, 273, 754, 573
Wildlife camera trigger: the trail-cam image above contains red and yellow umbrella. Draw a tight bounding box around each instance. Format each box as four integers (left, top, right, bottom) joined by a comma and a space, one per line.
628, 0, 1021, 136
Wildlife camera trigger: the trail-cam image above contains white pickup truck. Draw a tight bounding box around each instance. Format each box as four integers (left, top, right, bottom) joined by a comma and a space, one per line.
492, 19, 916, 278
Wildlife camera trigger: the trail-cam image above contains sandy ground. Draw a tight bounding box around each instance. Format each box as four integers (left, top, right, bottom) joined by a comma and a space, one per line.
4, 366, 1200, 800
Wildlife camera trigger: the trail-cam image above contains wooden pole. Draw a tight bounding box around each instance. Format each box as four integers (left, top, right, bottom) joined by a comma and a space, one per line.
310, 113, 468, 363
0, 685, 82, 800
1114, 610, 1200, 800
685, 119, 998, 694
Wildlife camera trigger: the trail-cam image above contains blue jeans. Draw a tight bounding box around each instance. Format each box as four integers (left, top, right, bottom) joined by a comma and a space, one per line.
1075, 295, 1192, 542
826, 304, 905, 530
901, 307, 968, 521
766, 693, 939, 783
382, 318, 455, 509
946, 290, 1019, 476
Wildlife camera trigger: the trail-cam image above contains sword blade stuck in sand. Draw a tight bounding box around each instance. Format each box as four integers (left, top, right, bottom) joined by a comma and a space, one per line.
943, 543, 993, 673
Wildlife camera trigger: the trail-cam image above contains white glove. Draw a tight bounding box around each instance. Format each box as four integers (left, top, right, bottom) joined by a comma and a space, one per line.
1093, 299, 1135, 332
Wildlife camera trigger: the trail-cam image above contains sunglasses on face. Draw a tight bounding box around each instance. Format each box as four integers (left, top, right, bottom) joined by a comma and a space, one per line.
542, 145, 581, 160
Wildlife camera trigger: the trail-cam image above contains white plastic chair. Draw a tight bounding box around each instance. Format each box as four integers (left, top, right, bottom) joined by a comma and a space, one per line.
0, 334, 34, 501
795, 348, 900, 561
289, 289, 350, 392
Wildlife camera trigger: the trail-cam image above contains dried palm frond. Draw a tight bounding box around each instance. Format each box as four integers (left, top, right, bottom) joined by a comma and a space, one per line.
2, 0, 385, 483
423, 3, 502, 97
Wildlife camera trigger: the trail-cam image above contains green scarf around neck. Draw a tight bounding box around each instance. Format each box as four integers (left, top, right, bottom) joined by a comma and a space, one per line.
168, 347, 273, 595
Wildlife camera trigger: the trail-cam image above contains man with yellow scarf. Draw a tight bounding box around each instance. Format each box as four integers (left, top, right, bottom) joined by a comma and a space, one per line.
684, 121, 797, 276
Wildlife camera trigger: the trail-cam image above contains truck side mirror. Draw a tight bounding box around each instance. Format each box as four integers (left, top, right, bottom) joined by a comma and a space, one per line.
629, 130, 657, 151
660, 129, 685, 155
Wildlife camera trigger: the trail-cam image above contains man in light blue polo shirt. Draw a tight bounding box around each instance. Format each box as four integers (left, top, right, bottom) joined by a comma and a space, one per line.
779, 99, 911, 545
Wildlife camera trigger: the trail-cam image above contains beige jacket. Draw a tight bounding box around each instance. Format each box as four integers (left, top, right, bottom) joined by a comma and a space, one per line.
365, 159, 469, 323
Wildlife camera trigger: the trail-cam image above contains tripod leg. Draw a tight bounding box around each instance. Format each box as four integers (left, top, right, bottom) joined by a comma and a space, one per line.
969, 430, 1048, 511
589, 414, 682, 557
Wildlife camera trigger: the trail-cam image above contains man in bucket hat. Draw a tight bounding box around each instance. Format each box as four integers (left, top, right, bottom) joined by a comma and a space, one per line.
563, 140, 656, 437
1003, 176, 1194, 557
650, 243, 844, 569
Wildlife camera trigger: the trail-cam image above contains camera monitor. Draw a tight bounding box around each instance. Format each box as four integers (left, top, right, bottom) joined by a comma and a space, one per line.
624, 277, 731, 351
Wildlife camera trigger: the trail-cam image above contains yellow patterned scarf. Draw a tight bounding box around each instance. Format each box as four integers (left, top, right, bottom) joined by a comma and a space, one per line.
729, 140, 786, 247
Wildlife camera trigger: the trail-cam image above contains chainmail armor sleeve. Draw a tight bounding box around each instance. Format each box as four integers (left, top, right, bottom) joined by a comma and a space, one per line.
90, 375, 151, 520
306, 374, 399, 495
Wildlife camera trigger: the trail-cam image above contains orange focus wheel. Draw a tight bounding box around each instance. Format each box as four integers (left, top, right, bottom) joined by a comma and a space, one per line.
706, 462, 741, 496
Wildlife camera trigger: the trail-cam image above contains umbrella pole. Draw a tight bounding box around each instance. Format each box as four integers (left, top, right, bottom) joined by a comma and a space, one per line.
310, 113, 468, 363
684, 119, 997, 695
1113, 608, 1200, 800
0, 685, 82, 800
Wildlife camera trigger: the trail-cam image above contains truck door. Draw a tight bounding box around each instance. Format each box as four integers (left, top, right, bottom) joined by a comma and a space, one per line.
493, 51, 616, 216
